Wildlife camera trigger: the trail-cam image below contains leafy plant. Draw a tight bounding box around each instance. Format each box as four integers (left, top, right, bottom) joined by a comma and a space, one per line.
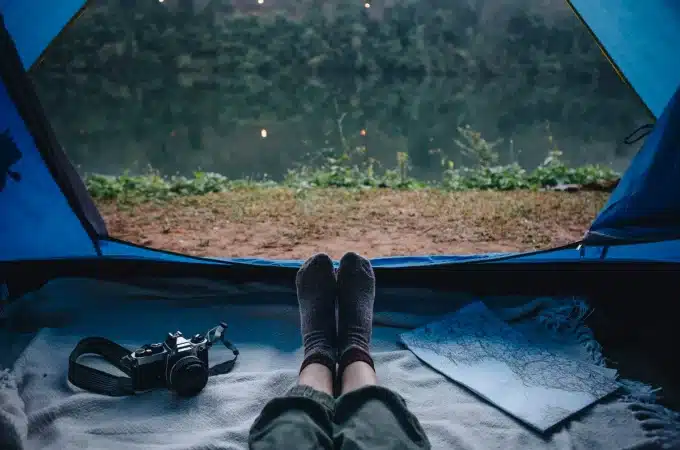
86, 138, 620, 204
454, 125, 503, 168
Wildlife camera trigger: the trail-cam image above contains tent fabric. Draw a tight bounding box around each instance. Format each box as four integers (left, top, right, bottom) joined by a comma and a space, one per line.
0, 79, 98, 260
586, 83, 680, 245
0, 0, 87, 69
101, 237, 680, 267
0, 15, 106, 262
568, 0, 680, 118
99, 238, 515, 267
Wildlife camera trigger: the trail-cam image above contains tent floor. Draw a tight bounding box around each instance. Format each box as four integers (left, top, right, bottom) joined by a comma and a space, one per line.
3, 274, 678, 410
1, 275, 678, 449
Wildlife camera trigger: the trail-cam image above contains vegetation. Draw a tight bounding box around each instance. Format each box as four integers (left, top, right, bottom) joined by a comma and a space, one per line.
85, 126, 619, 203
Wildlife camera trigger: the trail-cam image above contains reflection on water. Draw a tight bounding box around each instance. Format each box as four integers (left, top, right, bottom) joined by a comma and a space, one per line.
31, 0, 649, 180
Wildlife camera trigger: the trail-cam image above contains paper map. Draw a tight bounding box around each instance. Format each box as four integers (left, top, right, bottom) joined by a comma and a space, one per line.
399, 302, 619, 432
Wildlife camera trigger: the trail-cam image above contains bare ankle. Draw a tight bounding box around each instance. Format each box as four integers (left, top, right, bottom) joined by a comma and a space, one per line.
340, 361, 377, 395
299, 363, 334, 396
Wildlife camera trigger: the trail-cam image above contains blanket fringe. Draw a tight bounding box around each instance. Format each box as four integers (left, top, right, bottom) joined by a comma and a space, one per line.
533, 298, 605, 367
0, 369, 14, 390
629, 402, 680, 449
534, 298, 680, 448
0, 368, 26, 450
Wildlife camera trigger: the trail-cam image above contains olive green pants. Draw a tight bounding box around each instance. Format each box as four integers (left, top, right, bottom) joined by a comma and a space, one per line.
249, 384, 431, 450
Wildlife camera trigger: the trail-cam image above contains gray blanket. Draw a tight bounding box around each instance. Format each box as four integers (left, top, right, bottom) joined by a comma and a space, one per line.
0, 278, 678, 449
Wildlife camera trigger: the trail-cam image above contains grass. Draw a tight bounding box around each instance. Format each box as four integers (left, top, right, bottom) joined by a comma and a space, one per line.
98, 187, 609, 259
84, 126, 620, 205
85, 155, 618, 205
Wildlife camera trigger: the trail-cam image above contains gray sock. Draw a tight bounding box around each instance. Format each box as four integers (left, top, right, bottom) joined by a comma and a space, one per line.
337, 252, 375, 372
296, 253, 337, 373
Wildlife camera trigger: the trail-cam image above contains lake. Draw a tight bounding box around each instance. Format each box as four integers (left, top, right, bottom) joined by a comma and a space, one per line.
31, 73, 649, 181
29, 0, 650, 181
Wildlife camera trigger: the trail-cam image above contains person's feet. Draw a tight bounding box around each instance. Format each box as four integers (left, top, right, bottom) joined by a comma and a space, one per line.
337, 252, 376, 374
296, 253, 337, 374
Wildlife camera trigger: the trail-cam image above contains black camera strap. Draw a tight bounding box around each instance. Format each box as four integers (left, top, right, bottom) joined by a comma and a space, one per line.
68, 337, 135, 396
206, 323, 240, 377
68, 324, 239, 397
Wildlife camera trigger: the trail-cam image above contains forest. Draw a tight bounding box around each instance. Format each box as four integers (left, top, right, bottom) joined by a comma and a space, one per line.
31, 0, 648, 178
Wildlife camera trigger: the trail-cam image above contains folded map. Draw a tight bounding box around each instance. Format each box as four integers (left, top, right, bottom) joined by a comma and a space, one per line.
399, 301, 619, 432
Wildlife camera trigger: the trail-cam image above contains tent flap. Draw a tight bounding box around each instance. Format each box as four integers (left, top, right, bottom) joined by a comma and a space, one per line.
587, 83, 680, 244
0, 78, 97, 260
568, 0, 680, 118
0, 14, 106, 261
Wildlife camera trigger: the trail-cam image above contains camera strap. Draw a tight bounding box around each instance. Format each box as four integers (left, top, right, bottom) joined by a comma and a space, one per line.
68, 323, 239, 397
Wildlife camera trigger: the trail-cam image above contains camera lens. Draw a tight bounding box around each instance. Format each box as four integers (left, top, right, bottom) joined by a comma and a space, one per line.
168, 356, 208, 397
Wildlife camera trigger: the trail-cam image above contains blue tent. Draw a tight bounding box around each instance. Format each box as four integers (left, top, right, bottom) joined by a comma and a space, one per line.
1, 3, 680, 449
2, 0, 680, 272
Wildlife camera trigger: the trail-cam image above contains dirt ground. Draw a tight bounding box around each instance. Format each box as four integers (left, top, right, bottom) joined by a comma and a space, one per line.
98, 188, 609, 260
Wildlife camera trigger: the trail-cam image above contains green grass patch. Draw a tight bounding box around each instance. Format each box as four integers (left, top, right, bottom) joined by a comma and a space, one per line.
86, 157, 619, 204
85, 126, 620, 204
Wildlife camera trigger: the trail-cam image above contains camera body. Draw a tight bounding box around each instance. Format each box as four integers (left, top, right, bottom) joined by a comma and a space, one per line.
121, 331, 210, 396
